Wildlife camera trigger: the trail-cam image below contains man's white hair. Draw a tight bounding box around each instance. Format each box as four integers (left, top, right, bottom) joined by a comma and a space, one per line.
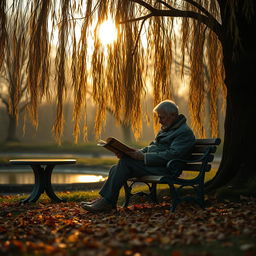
153, 100, 179, 114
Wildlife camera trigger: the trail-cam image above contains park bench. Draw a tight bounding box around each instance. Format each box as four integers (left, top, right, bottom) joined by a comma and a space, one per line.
123, 138, 221, 212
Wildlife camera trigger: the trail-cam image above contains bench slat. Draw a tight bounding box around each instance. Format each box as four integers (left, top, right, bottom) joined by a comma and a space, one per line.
129, 175, 164, 183
187, 154, 214, 162
195, 138, 221, 145
183, 163, 211, 172
129, 163, 212, 184
193, 145, 217, 153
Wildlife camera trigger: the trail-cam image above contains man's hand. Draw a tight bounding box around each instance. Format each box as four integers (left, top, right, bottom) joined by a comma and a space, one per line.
115, 152, 124, 159
126, 150, 145, 160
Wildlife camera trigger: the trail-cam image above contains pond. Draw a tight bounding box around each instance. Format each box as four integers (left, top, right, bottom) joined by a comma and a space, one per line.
0, 166, 108, 184
0, 158, 220, 185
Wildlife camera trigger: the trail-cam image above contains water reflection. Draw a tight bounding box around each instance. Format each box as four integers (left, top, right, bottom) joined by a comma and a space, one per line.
0, 172, 106, 184
0, 167, 107, 184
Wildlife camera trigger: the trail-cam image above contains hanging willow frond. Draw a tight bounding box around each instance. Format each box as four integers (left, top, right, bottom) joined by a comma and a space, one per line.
0, 0, 7, 69
2, 0, 252, 142
27, 0, 51, 127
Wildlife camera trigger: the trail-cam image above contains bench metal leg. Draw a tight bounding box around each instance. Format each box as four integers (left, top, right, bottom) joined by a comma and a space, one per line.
149, 183, 158, 203
168, 183, 180, 212
123, 181, 158, 208
195, 183, 205, 208
124, 179, 206, 212
123, 181, 131, 207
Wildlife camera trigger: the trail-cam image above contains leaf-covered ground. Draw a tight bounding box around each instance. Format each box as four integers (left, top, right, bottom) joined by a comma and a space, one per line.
0, 195, 255, 256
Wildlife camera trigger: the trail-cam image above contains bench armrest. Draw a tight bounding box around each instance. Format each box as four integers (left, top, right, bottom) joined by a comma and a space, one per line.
167, 158, 187, 167
166, 150, 210, 178
165, 159, 187, 178
166, 158, 201, 169
166, 148, 211, 169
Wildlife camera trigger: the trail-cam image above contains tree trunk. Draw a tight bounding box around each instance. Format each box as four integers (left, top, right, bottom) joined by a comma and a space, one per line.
5, 114, 19, 142
121, 123, 133, 143
206, 1, 256, 190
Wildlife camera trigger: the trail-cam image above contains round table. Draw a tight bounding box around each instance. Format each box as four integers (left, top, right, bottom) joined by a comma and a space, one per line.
9, 159, 76, 203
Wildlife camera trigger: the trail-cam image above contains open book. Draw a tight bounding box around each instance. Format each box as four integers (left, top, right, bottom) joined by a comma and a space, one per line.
97, 137, 136, 155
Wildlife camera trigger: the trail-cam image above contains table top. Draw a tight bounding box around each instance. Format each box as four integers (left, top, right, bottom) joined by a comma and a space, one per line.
9, 159, 77, 165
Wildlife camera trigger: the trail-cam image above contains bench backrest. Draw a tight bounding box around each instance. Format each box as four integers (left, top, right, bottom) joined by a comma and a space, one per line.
183, 138, 221, 172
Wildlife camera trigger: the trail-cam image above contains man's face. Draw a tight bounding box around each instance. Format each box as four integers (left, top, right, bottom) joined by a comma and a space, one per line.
157, 109, 177, 129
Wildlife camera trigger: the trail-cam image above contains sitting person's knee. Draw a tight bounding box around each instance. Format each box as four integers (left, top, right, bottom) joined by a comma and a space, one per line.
109, 165, 118, 175
118, 156, 131, 166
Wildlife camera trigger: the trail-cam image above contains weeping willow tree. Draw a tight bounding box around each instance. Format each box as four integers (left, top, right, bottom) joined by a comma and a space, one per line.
0, 5, 30, 142
0, 0, 255, 191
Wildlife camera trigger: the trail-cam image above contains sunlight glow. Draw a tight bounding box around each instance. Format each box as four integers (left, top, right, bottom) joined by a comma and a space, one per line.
98, 19, 117, 45
76, 175, 105, 183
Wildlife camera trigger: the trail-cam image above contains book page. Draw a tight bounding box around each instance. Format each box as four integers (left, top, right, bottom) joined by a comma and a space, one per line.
98, 137, 135, 155
107, 138, 135, 153
97, 140, 107, 146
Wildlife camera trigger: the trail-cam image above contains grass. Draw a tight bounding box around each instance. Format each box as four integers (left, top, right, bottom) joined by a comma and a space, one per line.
0, 156, 118, 167
0, 184, 158, 204
0, 190, 101, 204
0, 183, 177, 206
0, 141, 147, 154
0, 141, 104, 154
67, 157, 118, 167
0, 175, 219, 204
0, 141, 142, 167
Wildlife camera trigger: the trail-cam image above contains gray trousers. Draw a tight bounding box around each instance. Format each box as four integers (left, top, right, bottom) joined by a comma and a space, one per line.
99, 156, 170, 206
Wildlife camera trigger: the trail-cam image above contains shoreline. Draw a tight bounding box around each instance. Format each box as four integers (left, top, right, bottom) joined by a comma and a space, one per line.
0, 164, 109, 194
0, 181, 105, 194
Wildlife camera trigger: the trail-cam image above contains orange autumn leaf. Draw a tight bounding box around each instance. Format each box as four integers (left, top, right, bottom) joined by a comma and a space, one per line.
171, 250, 182, 256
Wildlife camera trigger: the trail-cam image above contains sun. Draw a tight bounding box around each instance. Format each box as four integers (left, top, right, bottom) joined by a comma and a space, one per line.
98, 19, 117, 45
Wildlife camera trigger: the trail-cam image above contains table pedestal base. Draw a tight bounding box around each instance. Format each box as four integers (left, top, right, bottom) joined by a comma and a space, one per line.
22, 164, 65, 203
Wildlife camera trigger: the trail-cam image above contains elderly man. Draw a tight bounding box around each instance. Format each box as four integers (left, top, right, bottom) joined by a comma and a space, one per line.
81, 100, 195, 213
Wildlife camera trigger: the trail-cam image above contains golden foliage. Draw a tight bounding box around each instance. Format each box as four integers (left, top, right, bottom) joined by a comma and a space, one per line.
1, 0, 251, 142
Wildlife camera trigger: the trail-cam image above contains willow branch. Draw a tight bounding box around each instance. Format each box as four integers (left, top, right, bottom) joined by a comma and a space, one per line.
21, 84, 27, 96
124, 0, 222, 38
119, 13, 153, 23
19, 101, 30, 113
155, 0, 174, 10
56, 0, 100, 27
163, 9, 222, 37
132, 18, 147, 56
183, 0, 213, 18
86, 89, 123, 123
0, 76, 9, 83
130, 0, 156, 12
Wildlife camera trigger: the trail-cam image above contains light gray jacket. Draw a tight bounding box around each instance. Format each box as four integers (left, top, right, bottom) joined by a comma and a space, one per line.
141, 114, 195, 166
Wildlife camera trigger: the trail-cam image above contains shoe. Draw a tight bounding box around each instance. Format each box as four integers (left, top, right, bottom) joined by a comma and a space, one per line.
81, 198, 115, 213
80, 199, 100, 207
80, 198, 109, 208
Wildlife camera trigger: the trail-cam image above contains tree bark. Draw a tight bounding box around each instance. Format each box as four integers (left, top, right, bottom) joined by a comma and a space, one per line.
206, 1, 256, 190
5, 114, 19, 142
121, 123, 133, 143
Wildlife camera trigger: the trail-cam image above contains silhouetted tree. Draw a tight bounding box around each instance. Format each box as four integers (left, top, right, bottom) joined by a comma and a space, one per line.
0, 9, 29, 142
